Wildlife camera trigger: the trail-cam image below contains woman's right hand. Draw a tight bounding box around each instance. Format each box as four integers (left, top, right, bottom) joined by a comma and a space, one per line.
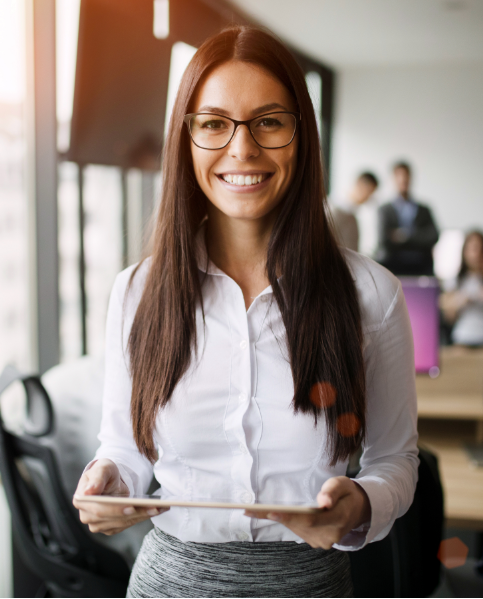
72, 458, 168, 536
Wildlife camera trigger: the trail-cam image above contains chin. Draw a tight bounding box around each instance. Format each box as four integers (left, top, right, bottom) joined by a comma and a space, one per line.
226, 199, 278, 219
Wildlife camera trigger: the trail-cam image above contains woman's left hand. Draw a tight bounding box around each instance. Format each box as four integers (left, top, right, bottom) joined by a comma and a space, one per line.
244, 476, 371, 550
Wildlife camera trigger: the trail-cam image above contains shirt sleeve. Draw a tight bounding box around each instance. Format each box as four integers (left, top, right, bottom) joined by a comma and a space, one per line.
334, 282, 419, 551
83, 269, 154, 496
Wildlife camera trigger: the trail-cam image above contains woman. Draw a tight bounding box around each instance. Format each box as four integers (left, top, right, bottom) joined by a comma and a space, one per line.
440, 230, 483, 346
73, 26, 418, 598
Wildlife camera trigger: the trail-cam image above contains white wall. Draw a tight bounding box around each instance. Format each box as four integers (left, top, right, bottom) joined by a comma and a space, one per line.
331, 63, 483, 231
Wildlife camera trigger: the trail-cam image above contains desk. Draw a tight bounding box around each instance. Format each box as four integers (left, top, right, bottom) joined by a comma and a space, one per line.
416, 346, 483, 442
418, 421, 483, 530
416, 347, 483, 529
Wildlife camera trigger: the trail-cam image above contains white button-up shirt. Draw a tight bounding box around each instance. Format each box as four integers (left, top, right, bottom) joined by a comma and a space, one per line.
89, 223, 419, 551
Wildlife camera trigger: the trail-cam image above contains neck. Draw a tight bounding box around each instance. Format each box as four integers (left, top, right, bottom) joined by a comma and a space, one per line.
398, 192, 410, 200
205, 205, 276, 282
348, 189, 359, 206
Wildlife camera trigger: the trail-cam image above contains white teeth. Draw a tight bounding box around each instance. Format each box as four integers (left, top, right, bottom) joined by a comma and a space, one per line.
221, 174, 267, 185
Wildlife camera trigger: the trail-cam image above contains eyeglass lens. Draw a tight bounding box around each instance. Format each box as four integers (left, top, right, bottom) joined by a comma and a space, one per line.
189, 113, 296, 149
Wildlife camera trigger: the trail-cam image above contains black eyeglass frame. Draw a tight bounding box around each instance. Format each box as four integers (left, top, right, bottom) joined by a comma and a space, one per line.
183, 111, 302, 150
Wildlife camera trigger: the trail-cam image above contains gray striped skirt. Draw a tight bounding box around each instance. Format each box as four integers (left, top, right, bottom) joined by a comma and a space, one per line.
126, 527, 353, 598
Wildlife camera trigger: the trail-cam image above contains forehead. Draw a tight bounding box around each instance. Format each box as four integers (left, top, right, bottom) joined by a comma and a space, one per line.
191, 60, 295, 118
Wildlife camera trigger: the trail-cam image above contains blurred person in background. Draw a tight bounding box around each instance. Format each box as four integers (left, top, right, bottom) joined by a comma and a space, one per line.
376, 161, 439, 275
331, 172, 379, 254
440, 230, 483, 347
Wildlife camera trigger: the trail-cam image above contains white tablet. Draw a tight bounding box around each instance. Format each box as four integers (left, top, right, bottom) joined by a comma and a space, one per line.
74, 494, 322, 514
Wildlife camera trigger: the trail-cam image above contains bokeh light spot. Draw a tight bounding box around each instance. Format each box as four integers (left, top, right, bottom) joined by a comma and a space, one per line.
336, 413, 360, 437
437, 537, 469, 569
309, 382, 336, 409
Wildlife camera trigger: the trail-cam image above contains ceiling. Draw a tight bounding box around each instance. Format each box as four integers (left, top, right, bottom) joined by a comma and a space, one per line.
229, 0, 483, 68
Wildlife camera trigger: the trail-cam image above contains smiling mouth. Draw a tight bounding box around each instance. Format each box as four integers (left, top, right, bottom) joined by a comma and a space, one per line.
217, 173, 273, 186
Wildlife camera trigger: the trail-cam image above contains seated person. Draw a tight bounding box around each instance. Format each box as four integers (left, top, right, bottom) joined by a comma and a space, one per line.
440, 230, 483, 346
330, 172, 379, 254
376, 161, 439, 275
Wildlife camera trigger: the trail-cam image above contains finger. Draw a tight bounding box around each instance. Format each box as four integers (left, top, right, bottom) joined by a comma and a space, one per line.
317, 477, 350, 509
265, 512, 320, 528
74, 470, 96, 497
244, 510, 268, 519
84, 470, 111, 495
88, 508, 165, 533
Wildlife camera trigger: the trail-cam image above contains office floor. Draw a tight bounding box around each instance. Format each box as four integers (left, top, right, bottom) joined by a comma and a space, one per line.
429, 526, 483, 598
431, 558, 483, 598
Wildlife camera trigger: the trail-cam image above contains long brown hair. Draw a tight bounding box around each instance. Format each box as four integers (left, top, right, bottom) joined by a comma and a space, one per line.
127, 26, 366, 467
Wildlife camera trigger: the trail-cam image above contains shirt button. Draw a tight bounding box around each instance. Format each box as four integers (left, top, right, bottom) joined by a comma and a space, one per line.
239, 339, 247, 350
239, 443, 248, 454
238, 392, 247, 403
261, 295, 269, 303
237, 531, 249, 542
241, 491, 253, 503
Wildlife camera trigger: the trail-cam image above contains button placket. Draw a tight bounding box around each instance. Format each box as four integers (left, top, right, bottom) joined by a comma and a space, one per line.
223, 281, 255, 542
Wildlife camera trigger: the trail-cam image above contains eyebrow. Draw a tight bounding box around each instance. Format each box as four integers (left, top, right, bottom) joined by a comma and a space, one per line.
196, 102, 289, 117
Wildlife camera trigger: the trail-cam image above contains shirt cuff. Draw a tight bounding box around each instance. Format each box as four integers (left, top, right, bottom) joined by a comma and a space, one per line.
333, 476, 395, 551
345, 475, 395, 551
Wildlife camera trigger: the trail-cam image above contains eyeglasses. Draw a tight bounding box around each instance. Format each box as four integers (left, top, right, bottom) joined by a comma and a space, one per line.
183, 111, 301, 150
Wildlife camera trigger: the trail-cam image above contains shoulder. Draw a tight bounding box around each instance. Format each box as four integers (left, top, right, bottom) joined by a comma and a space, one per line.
332, 206, 356, 223
414, 202, 433, 215
111, 257, 152, 311
342, 249, 402, 333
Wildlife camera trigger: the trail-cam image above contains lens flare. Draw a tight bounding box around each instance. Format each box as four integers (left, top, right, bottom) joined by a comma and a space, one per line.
309, 382, 336, 408
437, 537, 469, 569
336, 413, 360, 437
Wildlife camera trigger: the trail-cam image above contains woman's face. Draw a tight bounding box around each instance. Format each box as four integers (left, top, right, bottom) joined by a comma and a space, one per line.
463, 234, 483, 272
189, 60, 298, 223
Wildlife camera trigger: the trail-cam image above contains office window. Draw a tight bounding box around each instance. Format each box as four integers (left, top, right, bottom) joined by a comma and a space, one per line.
306, 70, 323, 145
58, 163, 123, 361
0, 0, 31, 373
58, 161, 82, 360
84, 165, 123, 357
0, 2, 28, 595
165, 41, 197, 138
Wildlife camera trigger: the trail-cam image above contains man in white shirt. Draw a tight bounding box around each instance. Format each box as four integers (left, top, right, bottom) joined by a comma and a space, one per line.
331, 172, 379, 255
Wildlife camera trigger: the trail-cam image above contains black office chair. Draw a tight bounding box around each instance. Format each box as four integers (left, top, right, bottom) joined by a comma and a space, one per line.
0, 365, 131, 598
349, 446, 444, 598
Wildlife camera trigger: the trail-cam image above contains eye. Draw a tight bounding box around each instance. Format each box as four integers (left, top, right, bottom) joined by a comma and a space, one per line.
199, 119, 228, 130
256, 117, 283, 129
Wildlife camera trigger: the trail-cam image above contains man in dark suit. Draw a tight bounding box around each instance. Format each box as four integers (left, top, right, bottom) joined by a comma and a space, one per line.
376, 162, 439, 276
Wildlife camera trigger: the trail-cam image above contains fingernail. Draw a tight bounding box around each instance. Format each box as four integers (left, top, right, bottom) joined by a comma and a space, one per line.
267, 512, 282, 521
123, 507, 135, 515
147, 508, 159, 516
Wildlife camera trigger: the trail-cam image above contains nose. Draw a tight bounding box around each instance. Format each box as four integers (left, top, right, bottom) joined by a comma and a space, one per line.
228, 124, 260, 161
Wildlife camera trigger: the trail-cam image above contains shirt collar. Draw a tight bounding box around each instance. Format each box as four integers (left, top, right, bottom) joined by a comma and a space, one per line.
394, 195, 415, 205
